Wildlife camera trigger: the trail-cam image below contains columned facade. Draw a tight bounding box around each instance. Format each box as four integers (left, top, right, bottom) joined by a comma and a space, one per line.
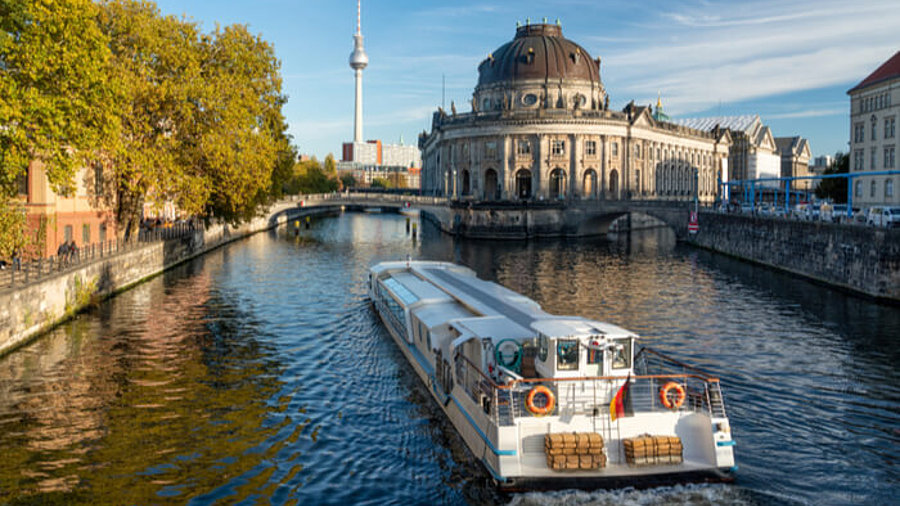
419, 24, 730, 204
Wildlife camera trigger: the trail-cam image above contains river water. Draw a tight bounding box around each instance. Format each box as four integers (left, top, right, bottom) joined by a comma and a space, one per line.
1, 212, 897, 505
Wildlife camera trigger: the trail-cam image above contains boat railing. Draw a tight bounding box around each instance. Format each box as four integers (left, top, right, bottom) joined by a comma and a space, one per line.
454, 354, 725, 426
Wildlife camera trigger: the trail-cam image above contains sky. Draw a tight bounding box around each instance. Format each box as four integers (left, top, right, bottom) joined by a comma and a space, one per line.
153, 0, 900, 161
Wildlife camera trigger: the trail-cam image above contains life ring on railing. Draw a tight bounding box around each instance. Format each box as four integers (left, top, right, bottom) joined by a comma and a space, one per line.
659, 381, 686, 409
525, 385, 555, 416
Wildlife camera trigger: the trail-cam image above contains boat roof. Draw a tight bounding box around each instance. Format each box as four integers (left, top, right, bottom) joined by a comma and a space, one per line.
412, 301, 474, 329
531, 318, 635, 339
452, 315, 533, 340
372, 261, 637, 340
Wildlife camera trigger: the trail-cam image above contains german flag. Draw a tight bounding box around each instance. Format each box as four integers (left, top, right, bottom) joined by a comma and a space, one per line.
609, 373, 634, 422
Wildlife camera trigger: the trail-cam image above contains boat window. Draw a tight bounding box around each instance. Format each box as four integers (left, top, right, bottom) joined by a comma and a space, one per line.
586, 341, 603, 365
557, 340, 578, 370
382, 278, 419, 305
611, 338, 632, 369
538, 335, 548, 361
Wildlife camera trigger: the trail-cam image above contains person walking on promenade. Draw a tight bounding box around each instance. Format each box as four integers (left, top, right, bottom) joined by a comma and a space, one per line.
68, 240, 79, 264
57, 241, 69, 267
12, 248, 21, 271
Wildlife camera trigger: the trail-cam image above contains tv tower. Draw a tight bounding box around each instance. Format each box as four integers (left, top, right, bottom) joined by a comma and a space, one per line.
349, 0, 368, 143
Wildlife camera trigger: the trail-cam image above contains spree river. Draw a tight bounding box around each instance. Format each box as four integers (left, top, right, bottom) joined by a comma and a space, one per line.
1, 212, 898, 505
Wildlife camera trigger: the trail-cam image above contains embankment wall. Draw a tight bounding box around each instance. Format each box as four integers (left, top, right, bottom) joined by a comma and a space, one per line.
686, 212, 900, 301
0, 204, 333, 356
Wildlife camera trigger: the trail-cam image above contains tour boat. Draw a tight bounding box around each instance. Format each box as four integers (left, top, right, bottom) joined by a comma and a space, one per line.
368, 261, 736, 491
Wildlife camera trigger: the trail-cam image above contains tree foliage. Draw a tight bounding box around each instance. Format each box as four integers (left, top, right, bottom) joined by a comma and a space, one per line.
0, 198, 26, 259
0, 0, 119, 195
815, 152, 849, 203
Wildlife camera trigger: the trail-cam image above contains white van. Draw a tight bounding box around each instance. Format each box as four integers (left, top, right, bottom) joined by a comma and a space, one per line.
865, 206, 899, 227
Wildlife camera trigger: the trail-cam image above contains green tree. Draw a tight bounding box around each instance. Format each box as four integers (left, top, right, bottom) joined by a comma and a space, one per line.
371, 177, 391, 189
815, 152, 849, 203
0, 0, 119, 195
339, 173, 357, 189
98, 0, 204, 237
0, 198, 26, 259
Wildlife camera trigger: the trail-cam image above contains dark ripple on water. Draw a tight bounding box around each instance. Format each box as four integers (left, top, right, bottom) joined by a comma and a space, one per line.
0, 213, 898, 505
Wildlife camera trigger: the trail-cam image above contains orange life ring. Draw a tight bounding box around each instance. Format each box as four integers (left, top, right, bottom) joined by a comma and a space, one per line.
526, 385, 556, 416
660, 381, 686, 409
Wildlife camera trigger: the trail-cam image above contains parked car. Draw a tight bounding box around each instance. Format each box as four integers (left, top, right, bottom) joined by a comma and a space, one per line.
868, 206, 900, 227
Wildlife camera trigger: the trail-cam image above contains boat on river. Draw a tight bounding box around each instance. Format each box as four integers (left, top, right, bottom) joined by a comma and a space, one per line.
368, 261, 736, 491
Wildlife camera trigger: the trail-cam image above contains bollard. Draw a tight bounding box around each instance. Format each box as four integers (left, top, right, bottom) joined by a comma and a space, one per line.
406, 217, 410, 233
305, 216, 311, 229
411, 222, 417, 240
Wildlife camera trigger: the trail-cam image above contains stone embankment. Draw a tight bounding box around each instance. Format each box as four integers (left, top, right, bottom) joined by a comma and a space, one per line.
0, 201, 329, 357
686, 212, 900, 302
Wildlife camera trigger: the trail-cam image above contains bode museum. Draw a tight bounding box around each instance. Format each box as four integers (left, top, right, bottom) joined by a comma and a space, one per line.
419, 22, 731, 205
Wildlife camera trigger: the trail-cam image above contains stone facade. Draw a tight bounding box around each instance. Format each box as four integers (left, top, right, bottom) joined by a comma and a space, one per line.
775, 136, 812, 191
848, 50, 900, 207
419, 24, 731, 205
687, 212, 900, 301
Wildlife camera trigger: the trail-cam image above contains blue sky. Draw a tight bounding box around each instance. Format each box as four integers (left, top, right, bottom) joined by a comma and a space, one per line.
154, 0, 899, 160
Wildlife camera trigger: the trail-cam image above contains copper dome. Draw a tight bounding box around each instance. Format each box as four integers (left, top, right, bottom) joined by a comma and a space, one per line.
476, 24, 600, 88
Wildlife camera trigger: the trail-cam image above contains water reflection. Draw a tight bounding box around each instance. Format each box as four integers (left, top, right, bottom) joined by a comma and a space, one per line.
0, 212, 897, 505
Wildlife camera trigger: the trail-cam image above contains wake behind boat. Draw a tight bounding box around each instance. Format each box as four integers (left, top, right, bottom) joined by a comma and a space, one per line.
368, 261, 736, 491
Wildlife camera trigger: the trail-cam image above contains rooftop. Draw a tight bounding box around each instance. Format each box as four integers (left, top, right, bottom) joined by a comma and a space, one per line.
848, 51, 900, 94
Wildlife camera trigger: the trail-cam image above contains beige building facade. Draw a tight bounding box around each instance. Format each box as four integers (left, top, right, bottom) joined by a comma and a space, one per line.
848, 50, 899, 207
419, 24, 731, 205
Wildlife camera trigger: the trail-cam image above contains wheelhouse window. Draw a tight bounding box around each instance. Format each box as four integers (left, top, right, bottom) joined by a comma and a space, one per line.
611, 338, 632, 369
538, 335, 548, 361
557, 339, 578, 370
586, 341, 603, 365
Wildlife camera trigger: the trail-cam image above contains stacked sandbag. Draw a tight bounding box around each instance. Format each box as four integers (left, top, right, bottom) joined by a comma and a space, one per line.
544, 432, 606, 471
623, 434, 683, 466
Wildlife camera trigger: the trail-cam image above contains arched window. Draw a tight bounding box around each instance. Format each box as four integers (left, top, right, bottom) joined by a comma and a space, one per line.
583, 169, 597, 199
484, 168, 499, 200
462, 170, 471, 196
515, 169, 532, 199
550, 168, 566, 199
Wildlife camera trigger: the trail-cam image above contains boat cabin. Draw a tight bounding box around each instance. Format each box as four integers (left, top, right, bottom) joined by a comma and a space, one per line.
532, 319, 636, 379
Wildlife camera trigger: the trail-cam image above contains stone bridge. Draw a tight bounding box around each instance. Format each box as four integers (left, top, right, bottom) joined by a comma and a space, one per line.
273, 193, 694, 240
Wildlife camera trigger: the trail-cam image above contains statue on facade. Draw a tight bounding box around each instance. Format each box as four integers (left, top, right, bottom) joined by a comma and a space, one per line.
502, 93, 509, 110
451, 101, 457, 116
471, 96, 478, 112
604, 95, 609, 110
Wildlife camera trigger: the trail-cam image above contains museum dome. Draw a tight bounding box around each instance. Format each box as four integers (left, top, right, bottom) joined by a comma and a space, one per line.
476, 23, 601, 88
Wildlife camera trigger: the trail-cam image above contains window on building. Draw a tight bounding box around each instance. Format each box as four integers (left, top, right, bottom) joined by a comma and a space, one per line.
854, 123, 864, 143
552, 139, 565, 156
886, 146, 896, 169
872, 147, 878, 170
517, 140, 531, 155
634, 144, 641, 158
855, 180, 862, 197
100, 223, 107, 243
485, 141, 497, 159
870, 180, 877, 197
656, 147, 661, 160
64, 225, 73, 243
611, 142, 618, 157
872, 116, 877, 140
886, 179, 894, 198
887, 117, 896, 139
585, 140, 597, 156
82, 224, 90, 245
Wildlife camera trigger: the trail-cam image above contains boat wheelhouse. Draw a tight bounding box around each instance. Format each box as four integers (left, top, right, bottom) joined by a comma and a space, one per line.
368, 261, 736, 490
